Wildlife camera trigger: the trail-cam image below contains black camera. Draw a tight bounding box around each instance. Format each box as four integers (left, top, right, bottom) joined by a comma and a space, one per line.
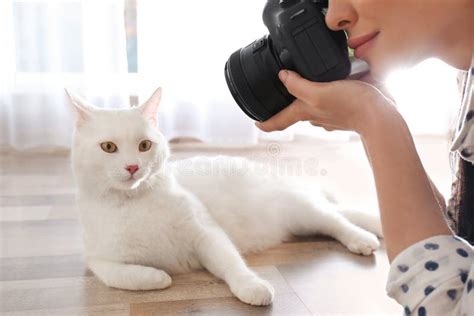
225, 0, 359, 122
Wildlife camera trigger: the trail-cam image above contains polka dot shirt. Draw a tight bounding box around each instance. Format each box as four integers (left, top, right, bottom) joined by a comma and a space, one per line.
386, 235, 474, 315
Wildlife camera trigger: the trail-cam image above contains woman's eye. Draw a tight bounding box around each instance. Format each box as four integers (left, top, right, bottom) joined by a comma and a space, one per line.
139, 140, 152, 152
100, 142, 118, 153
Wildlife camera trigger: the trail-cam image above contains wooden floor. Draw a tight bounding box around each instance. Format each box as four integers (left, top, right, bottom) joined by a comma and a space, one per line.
1, 137, 450, 315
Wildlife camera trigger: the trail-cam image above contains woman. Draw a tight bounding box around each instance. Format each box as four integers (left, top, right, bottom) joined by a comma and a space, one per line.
256, 0, 473, 314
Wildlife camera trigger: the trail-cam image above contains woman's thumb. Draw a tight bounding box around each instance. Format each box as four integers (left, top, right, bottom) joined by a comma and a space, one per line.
278, 69, 291, 84
278, 70, 319, 103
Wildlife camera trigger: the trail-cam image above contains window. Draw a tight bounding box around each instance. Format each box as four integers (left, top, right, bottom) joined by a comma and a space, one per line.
125, 0, 137, 73
9, 0, 136, 102
13, 0, 84, 73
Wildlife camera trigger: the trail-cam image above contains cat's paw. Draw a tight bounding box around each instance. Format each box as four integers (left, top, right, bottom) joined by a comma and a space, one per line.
231, 275, 274, 306
345, 230, 380, 256
148, 269, 173, 290
122, 267, 172, 291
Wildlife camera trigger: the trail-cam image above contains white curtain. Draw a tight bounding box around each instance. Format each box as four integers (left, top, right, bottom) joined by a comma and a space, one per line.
0, 0, 129, 151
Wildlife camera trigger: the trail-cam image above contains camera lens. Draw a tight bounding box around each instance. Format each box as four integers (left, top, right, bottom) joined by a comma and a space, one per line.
225, 35, 295, 122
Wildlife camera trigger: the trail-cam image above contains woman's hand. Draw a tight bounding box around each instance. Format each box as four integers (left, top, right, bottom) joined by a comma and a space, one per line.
255, 70, 396, 136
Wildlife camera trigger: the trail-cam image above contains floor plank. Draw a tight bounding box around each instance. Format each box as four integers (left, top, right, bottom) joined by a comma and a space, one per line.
129, 293, 311, 316
0, 255, 90, 282
276, 249, 401, 315
0, 205, 77, 222
0, 267, 292, 313
2, 304, 130, 316
0, 220, 84, 258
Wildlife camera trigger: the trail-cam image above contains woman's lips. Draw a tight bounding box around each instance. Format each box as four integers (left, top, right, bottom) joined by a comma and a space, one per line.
348, 32, 379, 59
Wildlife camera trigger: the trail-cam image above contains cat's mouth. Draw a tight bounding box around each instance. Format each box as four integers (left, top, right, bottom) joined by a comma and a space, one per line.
120, 176, 141, 190
126, 175, 141, 184
122, 172, 148, 190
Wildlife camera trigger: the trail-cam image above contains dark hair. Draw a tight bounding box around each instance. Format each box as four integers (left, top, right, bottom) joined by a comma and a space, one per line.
447, 158, 474, 245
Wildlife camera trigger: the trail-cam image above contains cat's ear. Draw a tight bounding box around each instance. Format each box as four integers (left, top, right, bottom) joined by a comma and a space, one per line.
138, 87, 162, 127
65, 89, 94, 126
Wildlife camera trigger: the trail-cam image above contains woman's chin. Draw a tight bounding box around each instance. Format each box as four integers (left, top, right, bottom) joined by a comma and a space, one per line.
365, 59, 395, 83
368, 50, 422, 81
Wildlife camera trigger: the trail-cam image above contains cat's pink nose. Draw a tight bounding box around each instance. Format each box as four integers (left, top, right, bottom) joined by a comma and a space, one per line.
125, 164, 139, 175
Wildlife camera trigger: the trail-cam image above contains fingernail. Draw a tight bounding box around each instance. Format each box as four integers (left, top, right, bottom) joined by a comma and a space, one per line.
279, 70, 289, 83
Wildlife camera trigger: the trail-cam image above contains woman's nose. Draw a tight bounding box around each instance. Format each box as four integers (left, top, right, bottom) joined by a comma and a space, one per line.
125, 164, 140, 175
325, 1, 357, 31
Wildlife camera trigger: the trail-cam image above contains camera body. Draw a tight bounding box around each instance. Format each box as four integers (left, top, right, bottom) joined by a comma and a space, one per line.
264, 0, 350, 83
225, 0, 352, 121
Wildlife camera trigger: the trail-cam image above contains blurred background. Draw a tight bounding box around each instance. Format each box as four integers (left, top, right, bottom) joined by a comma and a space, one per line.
0, 0, 462, 151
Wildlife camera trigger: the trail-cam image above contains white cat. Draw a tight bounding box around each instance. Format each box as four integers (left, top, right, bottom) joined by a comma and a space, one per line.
66, 87, 381, 306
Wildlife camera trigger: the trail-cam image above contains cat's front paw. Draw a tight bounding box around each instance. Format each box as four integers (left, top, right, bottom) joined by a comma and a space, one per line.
124, 267, 172, 291
149, 269, 173, 290
345, 230, 380, 256
231, 275, 274, 306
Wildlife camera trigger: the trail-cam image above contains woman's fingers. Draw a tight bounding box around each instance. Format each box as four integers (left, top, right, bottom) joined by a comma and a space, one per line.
255, 99, 306, 132
255, 69, 388, 134
255, 96, 339, 132
279, 70, 327, 105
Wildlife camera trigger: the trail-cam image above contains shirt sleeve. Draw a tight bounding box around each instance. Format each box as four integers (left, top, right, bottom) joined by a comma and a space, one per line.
386, 235, 474, 315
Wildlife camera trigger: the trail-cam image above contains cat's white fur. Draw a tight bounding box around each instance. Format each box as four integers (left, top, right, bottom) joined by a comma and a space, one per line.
67, 88, 381, 306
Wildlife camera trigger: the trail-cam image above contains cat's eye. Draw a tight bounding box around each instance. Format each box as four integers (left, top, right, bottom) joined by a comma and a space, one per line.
100, 142, 118, 153
139, 140, 152, 152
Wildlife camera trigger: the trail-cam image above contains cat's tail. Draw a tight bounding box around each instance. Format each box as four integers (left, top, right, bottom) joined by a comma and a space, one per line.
339, 209, 384, 238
